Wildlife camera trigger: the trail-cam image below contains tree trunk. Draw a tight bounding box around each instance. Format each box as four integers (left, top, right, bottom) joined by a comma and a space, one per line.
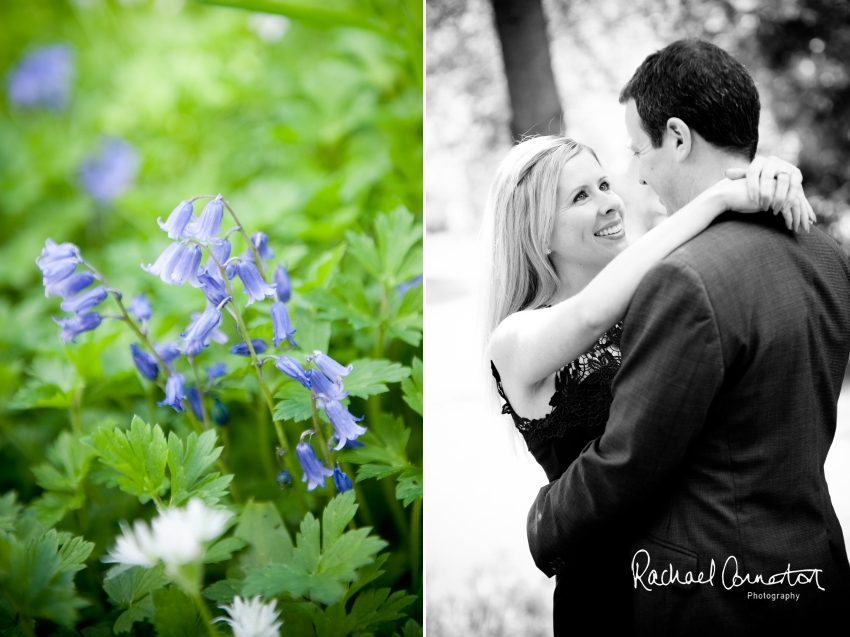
490, 0, 562, 140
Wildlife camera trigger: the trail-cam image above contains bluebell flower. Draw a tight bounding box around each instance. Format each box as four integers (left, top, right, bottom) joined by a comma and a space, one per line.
397, 274, 423, 295
333, 463, 353, 493
206, 362, 227, 382
187, 196, 223, 242
236, 259, 275, 306
276, 469, 292, 488
225, 260, 239, 281
211, 397, 229, 426
130, 294, 151, 321
295, 440, 334, 491
46, 271, 94, 300
324, 400, 366, 450
60, 285, 107, 314
181, 308, 223, 355
273, 264, 291, 303
158, 373, 186, 412
170, 244, 203, 287
79, 137, 139, 204
270, 302, 297, 348
274, 356, 312, 389
130, 343, 159, 380
187, 387, 204, 422
229, 339, 267, 357
248, 231, 274, 263
53, 312, 101, 343
37, 239, 79, 268
310, 370, 348, 408
329, 434, 365, 450
6, 44, 74, 110
156, 342, 182, 364
41, 259, 77, 291
157, 200, 195, 240
198, 272, 229, 307
307, 351, 352, 381
205, 237, 232, 281
143, 241, 185, 284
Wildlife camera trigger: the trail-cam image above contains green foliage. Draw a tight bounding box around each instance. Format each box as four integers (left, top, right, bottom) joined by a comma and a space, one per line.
103, 565, 168, 634
166, 428, 232, 507
242, 492, 387, 605
400, 357, 423, 416
150, 587, 204, 637
342, 415, 422, 506
30, 432, 95, 528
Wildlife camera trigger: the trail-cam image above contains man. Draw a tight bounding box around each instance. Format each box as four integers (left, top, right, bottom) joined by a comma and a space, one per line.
527, 38, 850, 634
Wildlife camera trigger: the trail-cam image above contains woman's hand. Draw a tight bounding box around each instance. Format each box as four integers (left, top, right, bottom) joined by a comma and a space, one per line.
723, 156, 816, 233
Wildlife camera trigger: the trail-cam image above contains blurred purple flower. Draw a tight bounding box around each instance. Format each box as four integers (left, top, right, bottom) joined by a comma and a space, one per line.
6, 44, 74, 110
142, 242, 184, 284
187, 387, 204, 422
79, 137, 139, 203
158, 373, 186, 412
157, 200, 195, 240
274, 356, 311, 389
329, 434, 365, 450
205, 237, 232, 281
46, 271, 94, 300
310, 370, 347, 409
181, 308, 223, 355
397, 274, 422, 295
229, 339, 267, 357
170, 244, 202, 287
236, 259, 275, 306
270, 301, 296, 348
273, 264, 291, 303
187, 196, 223, 242
198, 272, 229, 307
206, 362, 227, 382
276, 469, 292, 488
53, 311, 101, 343
324, 400, 366, 450
296, 440, 333, 491
36, 239, 79, 268
129, 294, 151, 321
131, 343, 159, 381
60, 285, 107, 314
41, 260, 77, 292
156, 342, 182, 364
307, 351, 352, 381
333, 464, 353, 493
246, 231, 273, 266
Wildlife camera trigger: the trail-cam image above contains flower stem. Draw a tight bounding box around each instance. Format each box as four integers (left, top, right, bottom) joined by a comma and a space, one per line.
411, 495, 422, 594
221, 198, 268, 282
192, 594, 219, 637
309, 397, 332, 466
188, 356, 211, 430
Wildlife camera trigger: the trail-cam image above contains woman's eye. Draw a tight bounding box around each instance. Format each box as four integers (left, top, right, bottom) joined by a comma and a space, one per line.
600, 181, 610, 191
573, 190, 588, 203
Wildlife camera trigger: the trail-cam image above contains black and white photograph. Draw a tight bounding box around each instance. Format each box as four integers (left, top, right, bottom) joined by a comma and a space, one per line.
425, 0, 850, 634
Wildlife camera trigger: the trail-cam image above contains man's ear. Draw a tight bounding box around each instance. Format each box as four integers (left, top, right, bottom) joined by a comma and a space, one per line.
665, 117, 692, 162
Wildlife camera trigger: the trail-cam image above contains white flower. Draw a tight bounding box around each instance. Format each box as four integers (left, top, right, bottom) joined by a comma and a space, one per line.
214, 596, 282, 637
104, 498, 231, 568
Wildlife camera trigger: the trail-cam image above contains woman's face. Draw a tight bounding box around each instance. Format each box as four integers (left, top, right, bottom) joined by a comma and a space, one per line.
549, 150, 628, 271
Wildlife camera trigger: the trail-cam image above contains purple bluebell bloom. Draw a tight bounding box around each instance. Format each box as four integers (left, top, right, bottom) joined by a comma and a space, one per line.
198, 272, 229, 307
397, 274, 423, 295
60, 285, 107, 314
225, 260, 239, 280
274, 356, 312, 389
295, 441, 334, 491
270, 302, 297, 348
249, 231, 274, 263
276, 469, 292, 488
235, 259, 275, 306
204, 238, 232, 282
6, 44, 74, 110
187, 312, 228, 346
156, 342, 182, 364
170, 244, 203, 287
181, 308, 223, 355
53, 312, 101, 343
37, 239, 79, 268
41, 259, 76, 290
273, 265, 291, 303
325, 400, 366, 450
310, 370, 348, 409
186, 197, 223, 242
157, 200, 195, 240
229, 339, 267, 357
211, 397, 229, 426
329, 434, 365, 450
46, 271, 94, 300
307, 351, 353, 381
130, 343, 159, 381
158, 373, 186, 412
206, 362, 227, 382
333, 464, 353, 493
187, 387, 204, 422
142, 241, 185, 284
79, 137, 139, 203
129, 294, 151, 321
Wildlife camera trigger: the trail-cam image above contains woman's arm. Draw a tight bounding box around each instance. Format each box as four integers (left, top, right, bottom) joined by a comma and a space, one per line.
490, 159, 811, 392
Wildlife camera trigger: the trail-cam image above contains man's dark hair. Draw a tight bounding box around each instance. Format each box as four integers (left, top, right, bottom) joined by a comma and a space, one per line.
619, 39, 760, 160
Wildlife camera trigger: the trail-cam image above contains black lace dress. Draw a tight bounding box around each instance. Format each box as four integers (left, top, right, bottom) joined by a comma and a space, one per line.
491, 322, 633, 635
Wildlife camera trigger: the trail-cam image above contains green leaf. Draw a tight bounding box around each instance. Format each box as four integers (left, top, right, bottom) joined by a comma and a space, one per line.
0, 493, 22, 537
103, 566, 166, 634
113, 598, 155, 635
82, 416, 168, 501
202, 579, 243, 604
243, 493, 387, 605
400, 356, 423, 416
30, 432, 96, 528
346, 207, 422, 286
273, 383, 314, 423
395, 467, 422, 507
166, 429, 231, 507
203, 536, 248, 564
304, 276, 379, 330
297, 244, 347, 294
150, 587, 205, 637
344, 359, 410, 399
386, 284, 422, 346
396, 618, 424, 637
349, 588, 417, 634
290, 308, 331, 360
234, 501, 294, 573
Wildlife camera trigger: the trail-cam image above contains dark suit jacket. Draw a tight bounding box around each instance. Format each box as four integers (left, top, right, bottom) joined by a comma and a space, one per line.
527, 212, 850, 635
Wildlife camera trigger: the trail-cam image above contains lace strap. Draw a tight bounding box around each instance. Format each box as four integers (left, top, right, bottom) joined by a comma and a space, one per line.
490, 361, 514, 416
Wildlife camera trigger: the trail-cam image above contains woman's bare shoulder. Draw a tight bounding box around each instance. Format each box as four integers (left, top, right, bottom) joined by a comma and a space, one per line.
489, 308, 544, 370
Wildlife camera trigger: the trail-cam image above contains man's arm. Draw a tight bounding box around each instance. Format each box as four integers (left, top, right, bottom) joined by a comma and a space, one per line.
527, 257, 726, 577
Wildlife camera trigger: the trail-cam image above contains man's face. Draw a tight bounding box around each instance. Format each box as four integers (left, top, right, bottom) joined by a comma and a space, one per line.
624, 99, 682, 214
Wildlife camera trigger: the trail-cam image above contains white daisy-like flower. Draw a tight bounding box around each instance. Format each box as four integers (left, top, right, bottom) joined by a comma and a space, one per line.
214, 596, 282, 637
103, 498, 231, 568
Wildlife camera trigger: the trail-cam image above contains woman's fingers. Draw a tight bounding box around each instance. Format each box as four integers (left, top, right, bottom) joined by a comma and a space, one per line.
758, 156, 782, 210
746, 156, 767, 205
725, 167, 746, 180
780, 168, 804, 216
773, 171, 792, 214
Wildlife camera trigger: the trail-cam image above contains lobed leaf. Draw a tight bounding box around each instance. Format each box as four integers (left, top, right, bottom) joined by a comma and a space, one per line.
400, 356, 423, 416
343, 359, 411, 399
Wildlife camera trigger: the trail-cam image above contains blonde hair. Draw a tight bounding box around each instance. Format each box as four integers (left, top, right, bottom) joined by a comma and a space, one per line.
481, 136, 597, 345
